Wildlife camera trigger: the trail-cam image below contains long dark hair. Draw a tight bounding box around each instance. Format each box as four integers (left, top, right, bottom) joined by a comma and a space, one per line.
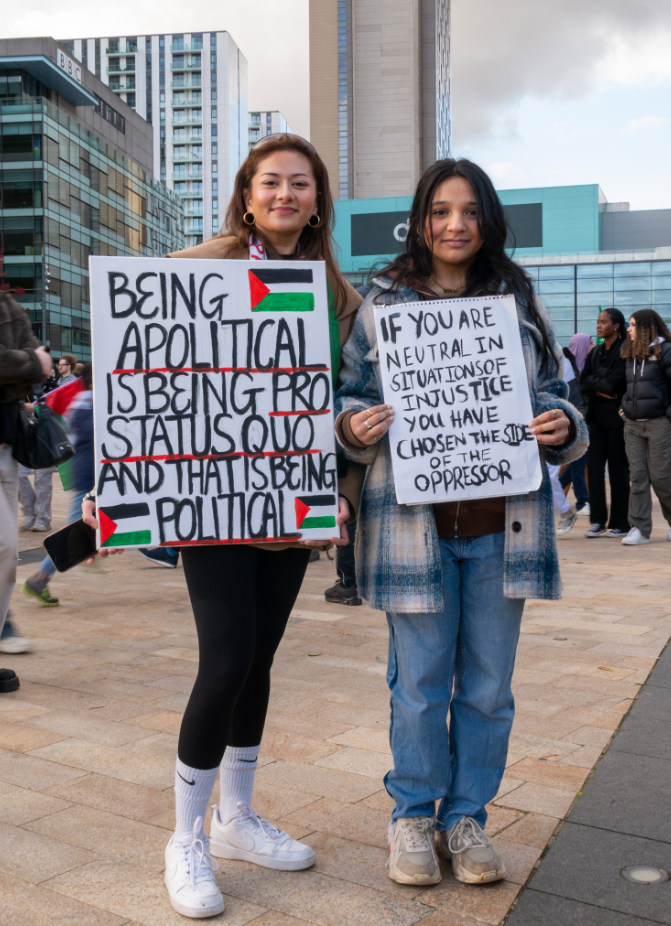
222, 134, 346, 308
621, 308, 671, 362
379, 158, 557, 367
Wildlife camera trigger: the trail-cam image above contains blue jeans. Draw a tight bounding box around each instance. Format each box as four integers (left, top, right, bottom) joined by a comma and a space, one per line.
37, 488, 88, 581
560, 455, 589, 509
385, 532, 525, 831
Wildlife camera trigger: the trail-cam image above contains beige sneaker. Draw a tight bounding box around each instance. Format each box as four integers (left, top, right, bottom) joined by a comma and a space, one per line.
388, 817, 442, 885
436, 816, 505, 884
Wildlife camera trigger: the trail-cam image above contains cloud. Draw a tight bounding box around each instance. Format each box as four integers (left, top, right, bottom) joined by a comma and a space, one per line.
3, 0, 310, 136
623, 116, 668, 134
451, 0, 671, 145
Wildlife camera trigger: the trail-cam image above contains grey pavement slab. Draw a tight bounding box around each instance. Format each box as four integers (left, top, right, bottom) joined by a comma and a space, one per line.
647, 646, 671, 689
628, 684, 671, 724
508, 889, 659, 925
611, 716, 671, 760
526, 822, 671, 923
570, 749, 671, 843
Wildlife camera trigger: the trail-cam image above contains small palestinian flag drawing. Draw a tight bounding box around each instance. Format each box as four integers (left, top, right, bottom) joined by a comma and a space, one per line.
98, 503, 152, 547
294, 494, 337, 531
248, 268, 315, 312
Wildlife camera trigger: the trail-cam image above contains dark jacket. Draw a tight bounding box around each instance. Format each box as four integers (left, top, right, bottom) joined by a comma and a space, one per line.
67, 390, 95, 491
0, 293, 41, 405
581, 338, 627, 430
621, 340, 671, 421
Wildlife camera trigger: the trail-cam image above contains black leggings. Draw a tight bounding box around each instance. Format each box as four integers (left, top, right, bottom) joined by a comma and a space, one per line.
178, 544, 310, 769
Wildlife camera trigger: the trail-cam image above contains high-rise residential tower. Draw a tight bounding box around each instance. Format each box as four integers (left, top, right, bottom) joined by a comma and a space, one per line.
62, 32, 248, 246
309, 0, 451, 199
248, 110, 293, 153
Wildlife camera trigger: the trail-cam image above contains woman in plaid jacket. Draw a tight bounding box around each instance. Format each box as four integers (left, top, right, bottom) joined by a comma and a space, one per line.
335, 159, 588, 889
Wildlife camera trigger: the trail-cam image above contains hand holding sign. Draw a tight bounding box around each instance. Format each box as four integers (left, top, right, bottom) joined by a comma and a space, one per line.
349, 404, 395, 446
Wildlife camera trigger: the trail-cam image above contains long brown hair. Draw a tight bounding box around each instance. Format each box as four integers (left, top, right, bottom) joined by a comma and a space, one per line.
222, 135, 347, 308
620, 309, 671, 362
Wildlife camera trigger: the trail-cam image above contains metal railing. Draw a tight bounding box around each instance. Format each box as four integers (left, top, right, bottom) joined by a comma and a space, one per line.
106, 64, 136, 75
170, 61, 202, 72
106, 44, 137, 55
171, 115, 203, 126
170, 42, 203, 53
170, 78, 201, 90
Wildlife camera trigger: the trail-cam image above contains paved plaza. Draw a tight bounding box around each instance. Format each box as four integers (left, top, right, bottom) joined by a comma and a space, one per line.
1, 485, 671, 925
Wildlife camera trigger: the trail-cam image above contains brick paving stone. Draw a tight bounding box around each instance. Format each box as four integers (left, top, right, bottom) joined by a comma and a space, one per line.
1, 484, 670, 925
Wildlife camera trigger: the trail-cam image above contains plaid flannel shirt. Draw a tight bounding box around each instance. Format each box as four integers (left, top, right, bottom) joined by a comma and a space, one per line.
335, 276, 589, 613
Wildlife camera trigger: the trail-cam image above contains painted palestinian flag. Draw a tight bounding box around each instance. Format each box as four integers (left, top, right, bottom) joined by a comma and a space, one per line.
294, 494, 337, 531
248, 268, 314, 312
98, 502, 152, 547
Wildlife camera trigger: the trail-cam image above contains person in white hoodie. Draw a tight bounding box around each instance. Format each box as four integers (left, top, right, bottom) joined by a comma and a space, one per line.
620, 309, 671, 545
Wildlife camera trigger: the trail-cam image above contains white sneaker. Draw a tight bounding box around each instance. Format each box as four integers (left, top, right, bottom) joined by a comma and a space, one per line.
436, 816, 505, 884
19, 518, 35, 530
577, 503, 591, 517
210, 803, 315, 871
621, 527, 650, 546
0, 633, 32, 654
387, 816, 442, 885
556, 510, 577, 536
164, 818, 224, 919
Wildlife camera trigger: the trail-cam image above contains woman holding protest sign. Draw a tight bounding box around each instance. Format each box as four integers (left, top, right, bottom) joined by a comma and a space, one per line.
84, 134, 363, 919
334, 158, 588, 888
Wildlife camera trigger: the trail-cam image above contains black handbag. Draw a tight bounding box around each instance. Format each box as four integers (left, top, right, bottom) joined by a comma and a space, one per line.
12, 399, 75, 469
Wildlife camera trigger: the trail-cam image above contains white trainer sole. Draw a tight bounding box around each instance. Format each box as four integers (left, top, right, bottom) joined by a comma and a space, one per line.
451, 857, 506, 884
387, 863, 442, 886
209, 838, 315, 871
164, 873, 225, 919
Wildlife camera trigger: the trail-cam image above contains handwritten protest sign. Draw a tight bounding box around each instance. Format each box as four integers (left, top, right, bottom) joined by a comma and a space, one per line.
374, 294, 542, 505
90, 257, 339, 548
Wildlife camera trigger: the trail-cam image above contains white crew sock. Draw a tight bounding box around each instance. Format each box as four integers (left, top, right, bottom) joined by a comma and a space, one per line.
174, 758, 218, 838
219, 745, 260, 823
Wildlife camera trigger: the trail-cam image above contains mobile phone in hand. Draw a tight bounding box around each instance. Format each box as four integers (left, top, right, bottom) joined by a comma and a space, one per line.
43, 518, 98, 573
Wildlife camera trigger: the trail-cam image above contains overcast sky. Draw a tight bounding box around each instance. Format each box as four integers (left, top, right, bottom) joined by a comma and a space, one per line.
5, 0, 671, 208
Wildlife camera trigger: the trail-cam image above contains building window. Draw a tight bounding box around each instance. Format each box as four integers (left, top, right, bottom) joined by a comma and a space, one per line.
251, 113, 260, 126
211, 143, 217, 155
212, 161, 218, 174
211, 34, 217, 47
210, 70, 217, 85
192, 34, 203, 50
126, 92, 136, 108
211, 89, 217, 101
211, 125, 217, 137
212, 179, 218, 192
211, 106, 217, 121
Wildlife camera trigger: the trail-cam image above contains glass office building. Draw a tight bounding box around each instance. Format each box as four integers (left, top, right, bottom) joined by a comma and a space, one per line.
0, 38, 184, 360
62, 32, 248, 247
332, 185, 671, 343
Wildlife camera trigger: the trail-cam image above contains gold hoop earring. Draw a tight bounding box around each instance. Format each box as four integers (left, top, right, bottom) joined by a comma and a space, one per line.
243, 212, 255, 226
308, 214, 321, 228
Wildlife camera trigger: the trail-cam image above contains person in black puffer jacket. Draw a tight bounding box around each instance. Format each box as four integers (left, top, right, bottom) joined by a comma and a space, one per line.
581, 308, 630, 537
620, 309, 671, 545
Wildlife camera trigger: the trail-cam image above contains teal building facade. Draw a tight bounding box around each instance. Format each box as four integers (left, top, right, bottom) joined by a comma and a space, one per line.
333, 184, 671, 343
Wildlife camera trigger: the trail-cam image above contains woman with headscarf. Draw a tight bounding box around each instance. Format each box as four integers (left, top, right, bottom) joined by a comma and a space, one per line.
559, 333, 592, 517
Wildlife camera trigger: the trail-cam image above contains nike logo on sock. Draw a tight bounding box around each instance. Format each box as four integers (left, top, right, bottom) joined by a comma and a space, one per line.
240, 757, 258, 763
177, 770, 195, 785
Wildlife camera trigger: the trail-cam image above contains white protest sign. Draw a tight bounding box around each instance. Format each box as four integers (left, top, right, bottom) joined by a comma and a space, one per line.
373, 294, 542, 505
90, 257, 339, 548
